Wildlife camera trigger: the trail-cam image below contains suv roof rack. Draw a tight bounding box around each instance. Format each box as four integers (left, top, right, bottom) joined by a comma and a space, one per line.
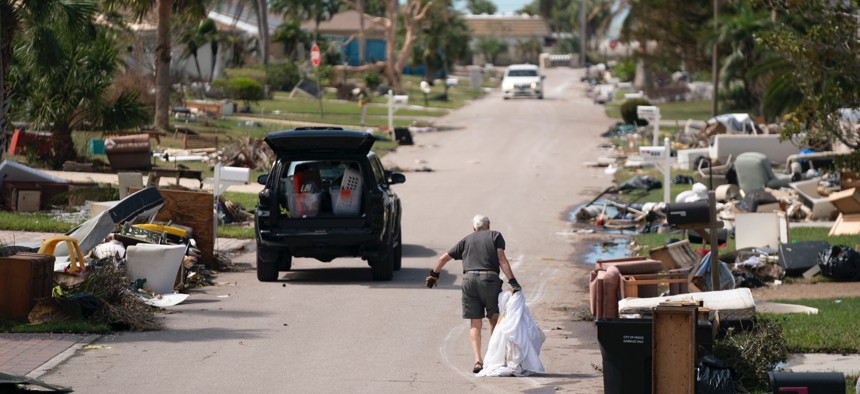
294, 126, 344, 131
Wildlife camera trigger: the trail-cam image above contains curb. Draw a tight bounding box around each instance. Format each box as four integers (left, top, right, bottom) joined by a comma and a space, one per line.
26, 334, 102, 380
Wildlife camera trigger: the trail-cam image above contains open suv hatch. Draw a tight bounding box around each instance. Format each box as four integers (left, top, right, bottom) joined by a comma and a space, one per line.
254, 128, 405, 281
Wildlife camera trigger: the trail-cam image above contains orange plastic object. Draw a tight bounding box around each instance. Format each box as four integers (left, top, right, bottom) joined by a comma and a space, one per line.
37, 235, 85, 273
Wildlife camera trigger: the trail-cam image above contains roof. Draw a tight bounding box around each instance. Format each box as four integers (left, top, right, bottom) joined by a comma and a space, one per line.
464, 14, 549, 38
300, 10, 387, 37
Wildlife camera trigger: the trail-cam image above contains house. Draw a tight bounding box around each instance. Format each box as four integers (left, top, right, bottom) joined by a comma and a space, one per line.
299, 10, 388, 66
463, 14, 550, 66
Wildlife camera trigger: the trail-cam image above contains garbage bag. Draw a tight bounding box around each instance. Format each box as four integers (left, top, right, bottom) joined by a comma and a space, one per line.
477, 291, 545, 377
817, 245, 860, 281
617, 176, 662, 192
696, 347, 735, 394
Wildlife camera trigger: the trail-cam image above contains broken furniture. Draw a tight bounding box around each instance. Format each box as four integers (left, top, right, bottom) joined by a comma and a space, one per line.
0, 253, 54, 320
695, 154, 733, 188
128, 187, 215, 267
0, 181, 90, 212
735, 212, 790, 251
618, 287, 756, 322
734, 152, 793, 195
789, 178, 837, 220
126, 243, 187, 294
710, 134, 802, 166
649, 240, 699, 271
589, 258, 664, 320
827, 187, 860, 236
778, 241, 830, 277
147, 167, 204, 187
104, 133, 153, 171
37, 236, 85, 274
47, 187, 164, 271
652, 303, 698, 394
117, 172, 144, 199
149, 167, 204, 186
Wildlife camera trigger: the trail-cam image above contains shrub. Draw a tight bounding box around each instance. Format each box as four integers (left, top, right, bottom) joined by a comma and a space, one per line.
713, 319, 790, 392
266, 63, 301, 92
214, 77, 264, 110
620, 98, 652, 126
611, 59, 636, 82
364, 72, 383, 91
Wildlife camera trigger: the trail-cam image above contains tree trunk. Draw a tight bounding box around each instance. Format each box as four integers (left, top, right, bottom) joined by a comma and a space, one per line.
50, 127, 76, 169
256, 0, 269, 66
154, 0, 172, 131
0, 14, 14, 162
383, 0, 398, 92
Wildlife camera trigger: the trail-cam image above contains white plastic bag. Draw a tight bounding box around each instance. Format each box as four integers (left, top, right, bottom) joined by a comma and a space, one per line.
477, 291, 545, 377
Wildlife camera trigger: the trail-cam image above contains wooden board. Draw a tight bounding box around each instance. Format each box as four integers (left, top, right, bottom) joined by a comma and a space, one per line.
829, 213, 860, 236
653, 305, 697, 394
130, 187, 214, 267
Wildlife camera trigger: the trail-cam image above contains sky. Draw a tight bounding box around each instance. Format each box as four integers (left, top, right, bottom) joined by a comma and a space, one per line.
454, 0, 532, 14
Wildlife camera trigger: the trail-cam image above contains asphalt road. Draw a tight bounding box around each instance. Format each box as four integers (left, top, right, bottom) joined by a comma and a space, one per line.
39, 67, 616, 393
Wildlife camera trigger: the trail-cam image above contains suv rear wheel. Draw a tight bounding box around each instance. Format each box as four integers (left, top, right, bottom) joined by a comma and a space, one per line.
257, 256, 279, 282
392, 232, 402, 271
370, 250, 394, 281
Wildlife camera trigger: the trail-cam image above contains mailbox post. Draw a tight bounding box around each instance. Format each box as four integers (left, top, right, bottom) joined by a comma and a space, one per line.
637, 105, 661, 147
387, 90, 408, 136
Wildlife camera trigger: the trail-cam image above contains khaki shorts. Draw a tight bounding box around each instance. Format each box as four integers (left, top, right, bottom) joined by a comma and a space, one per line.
461, 272, 502, 319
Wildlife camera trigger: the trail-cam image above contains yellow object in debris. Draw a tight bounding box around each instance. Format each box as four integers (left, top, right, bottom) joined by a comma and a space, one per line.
134, 223, 188, 238
37, 235, 85, 273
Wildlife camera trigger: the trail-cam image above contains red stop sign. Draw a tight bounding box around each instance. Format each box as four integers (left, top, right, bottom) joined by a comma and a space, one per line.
311, 43, 320, 67
609, 39, 617, 50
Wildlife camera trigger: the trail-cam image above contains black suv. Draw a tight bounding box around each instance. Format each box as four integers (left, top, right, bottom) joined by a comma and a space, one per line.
254, 128, 405, 281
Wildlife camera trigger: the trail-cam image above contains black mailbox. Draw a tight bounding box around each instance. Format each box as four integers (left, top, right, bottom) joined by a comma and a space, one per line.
666, 201, 711, 226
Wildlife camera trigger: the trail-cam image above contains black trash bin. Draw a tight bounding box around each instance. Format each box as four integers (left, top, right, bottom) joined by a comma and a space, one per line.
768, 371, 845, 394
393, 127, 413, 145
596, 318, 652, 394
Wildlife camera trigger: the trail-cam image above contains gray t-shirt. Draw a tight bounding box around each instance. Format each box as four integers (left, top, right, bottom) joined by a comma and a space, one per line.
447, 230, 506, 273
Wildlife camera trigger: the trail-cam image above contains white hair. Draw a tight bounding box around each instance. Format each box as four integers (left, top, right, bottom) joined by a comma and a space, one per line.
472, 214, 490, 229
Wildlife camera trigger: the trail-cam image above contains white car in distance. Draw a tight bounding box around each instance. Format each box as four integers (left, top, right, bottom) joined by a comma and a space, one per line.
501, 64, 544, 99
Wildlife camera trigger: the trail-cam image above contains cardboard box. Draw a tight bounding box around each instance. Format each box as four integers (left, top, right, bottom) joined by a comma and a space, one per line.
829, 213, 860, 236
828, 187, 860, 214
17, 190, 40, 212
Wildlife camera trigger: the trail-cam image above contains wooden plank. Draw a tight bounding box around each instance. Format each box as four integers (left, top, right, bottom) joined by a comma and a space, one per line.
130, 187, 214, 267
653, 305, 697, 394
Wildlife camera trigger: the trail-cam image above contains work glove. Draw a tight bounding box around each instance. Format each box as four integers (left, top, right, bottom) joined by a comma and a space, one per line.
508, 278, 522, 293
426, 270, 440, 288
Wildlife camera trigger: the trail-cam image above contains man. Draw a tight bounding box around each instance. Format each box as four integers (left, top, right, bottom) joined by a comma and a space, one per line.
426, 214, 521, 374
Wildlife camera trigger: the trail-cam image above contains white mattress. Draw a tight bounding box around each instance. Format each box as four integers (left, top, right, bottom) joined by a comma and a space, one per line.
618, 287, 756, 321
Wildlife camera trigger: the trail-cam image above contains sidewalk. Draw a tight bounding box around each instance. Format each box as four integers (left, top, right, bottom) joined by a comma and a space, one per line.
0, 230, 253, 379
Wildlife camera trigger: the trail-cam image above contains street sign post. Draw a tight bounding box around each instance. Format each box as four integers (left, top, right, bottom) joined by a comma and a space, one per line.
311, 43, 323, 117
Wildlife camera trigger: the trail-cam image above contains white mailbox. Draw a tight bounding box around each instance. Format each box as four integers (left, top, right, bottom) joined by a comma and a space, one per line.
639, 146, 666, 162
392, 95, 408, 107
637, 105, 660, 120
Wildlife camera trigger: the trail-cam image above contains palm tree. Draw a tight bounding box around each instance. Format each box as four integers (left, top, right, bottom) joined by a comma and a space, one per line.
9, 24, 150, 167
101, 0, 207, 132
179, 18, 219, 81
0, 0, 99, 161
711, 3, 773, 114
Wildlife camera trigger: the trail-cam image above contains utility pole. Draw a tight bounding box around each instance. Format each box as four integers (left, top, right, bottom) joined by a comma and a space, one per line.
579, 0, 587, 67
712, 0, 719, 117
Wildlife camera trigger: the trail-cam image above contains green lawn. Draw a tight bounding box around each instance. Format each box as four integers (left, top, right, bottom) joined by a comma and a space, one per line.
761, 297, 860, 353
605, 99, 717, 122
632, 227, 858, 259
